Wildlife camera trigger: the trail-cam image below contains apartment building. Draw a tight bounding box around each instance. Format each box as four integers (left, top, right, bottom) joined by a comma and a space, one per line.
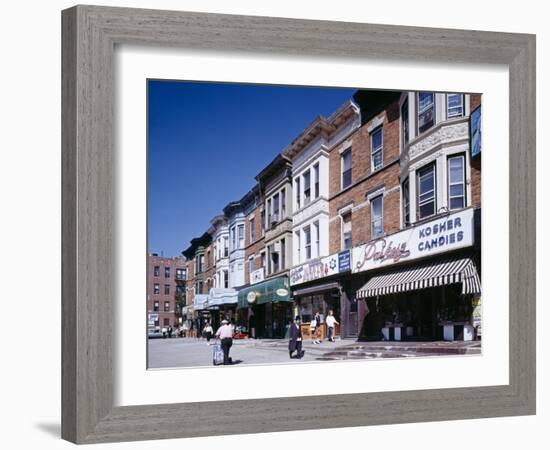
147, 254, 186, 331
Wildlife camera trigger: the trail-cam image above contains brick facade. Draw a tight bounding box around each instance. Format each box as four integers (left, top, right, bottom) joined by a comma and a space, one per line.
147, 254, 186, 329
244, 201, 265, 285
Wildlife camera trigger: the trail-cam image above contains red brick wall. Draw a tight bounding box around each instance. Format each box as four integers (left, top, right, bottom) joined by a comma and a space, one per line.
244, 204, 265, 285
147, 255, 186, 328
328, 101, 402, 254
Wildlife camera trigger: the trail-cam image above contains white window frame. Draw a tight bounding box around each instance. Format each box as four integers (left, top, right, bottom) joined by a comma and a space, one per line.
417, 162, 437, 219
249, 217, 255, 242
314, 221, 320, 258
249, 256, 254, 275
447, 154, 466, 210
446, 93, 464, 119
304, 225, 312, 260
341, 148, 352, 189
342, 212, 352, 250
303, 169, 311, 205
295, 177, 301, 210
370, 195, 384, 239
417, 92, 435, 134
313, 163, 320, 199
371, 127, 383, 172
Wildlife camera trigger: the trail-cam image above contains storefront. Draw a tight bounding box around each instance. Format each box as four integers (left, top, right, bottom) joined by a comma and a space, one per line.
206, 288, 238, 330
236, 276, 293, 339
351, 208, 481, 342
289, 250, 352, 339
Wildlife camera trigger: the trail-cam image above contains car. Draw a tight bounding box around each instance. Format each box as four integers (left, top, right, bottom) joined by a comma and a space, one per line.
148, 329, 164, 339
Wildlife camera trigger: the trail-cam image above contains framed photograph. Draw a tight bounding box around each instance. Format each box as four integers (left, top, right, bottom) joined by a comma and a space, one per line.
62, 5, 535, 444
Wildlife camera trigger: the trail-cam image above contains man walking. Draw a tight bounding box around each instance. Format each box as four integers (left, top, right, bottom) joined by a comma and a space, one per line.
215, 319, 234, 365
288, 316, 304, 359
325, 310, 339, 342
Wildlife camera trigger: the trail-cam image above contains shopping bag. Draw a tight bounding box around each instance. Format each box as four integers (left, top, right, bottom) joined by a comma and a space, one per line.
212, 343, 224, 366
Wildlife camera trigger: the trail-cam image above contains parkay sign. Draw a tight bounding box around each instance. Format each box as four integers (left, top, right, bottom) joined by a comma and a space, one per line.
352, 208, 474, 274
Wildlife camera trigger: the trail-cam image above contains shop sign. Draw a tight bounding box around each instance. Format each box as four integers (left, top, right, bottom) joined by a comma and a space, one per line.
247, 291, 258, 304
352, 208, 474, 274
290, 250, 351, 286
276, 288, 289, 297
250, 267, 265, 284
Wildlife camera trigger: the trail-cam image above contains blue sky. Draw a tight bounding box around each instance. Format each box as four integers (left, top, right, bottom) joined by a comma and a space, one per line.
148, 80, 356, 257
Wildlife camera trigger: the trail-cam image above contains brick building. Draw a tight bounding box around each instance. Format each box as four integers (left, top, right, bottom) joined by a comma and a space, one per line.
147, 254, 186, 331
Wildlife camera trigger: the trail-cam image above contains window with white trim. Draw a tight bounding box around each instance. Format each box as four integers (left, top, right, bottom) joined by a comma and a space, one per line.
342, 212, 352, 250
304, 225, 312, 260
314, 221, 320, 258
402, 178, 410, 227
303, 170, 311, 205
371, 127, 383, 171
448, 154, 466, 209
295, 177, 301, 209
401, 98, 409, 147
371, 195, 384, 239
281, 188, 286, 218
417, 163, 436, 219
417, 92, 435, 134
313, 163, 320, 198
341, 148, 352, 189
249, 256, 254, 274
446, 93, 464, 118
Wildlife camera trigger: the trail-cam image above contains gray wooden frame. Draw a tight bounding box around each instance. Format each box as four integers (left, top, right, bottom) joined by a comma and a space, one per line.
62, 5, 536, 444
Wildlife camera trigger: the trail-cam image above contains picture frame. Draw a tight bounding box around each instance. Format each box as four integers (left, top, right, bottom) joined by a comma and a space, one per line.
61, 5, 535, 444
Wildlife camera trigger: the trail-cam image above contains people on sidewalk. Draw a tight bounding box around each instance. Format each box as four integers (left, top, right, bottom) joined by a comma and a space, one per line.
311, 311, 322, 344
215, 319, 234, 365
289, 316, 304, 359
203, 321, 214, 344
325, 310, 339, 342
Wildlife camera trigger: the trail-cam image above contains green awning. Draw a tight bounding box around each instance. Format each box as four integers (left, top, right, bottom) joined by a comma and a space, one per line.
237, 276, 292, 309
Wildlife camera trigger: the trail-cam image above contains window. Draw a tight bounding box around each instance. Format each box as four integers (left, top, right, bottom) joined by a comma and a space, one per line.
447, 93, 464, 118
153, 283, 160, 295
153, 265, 160, 277
249, 257, 254, 274
223, 270, 229, 288
417, 92, 435, 134
341, 148, 352, 189
164, 284, 170, 295
176, 285, 184, 295
281, 188, 286, 218
273, 193, 280, 222
402, 178, 410, 227
164, 266, 170, 278
303, 170, 311, 204
270, 244, 280, 274
314, 221, 320, 257
153, 301, 159, 312
371, 127, 383, 171
295, 231, 301, 263
260, 251, 266, 269
207, 250, 211, 268
197, 281, 203, 294
267, 199, 271, 227
163, 318, 170, 327
417, 163, 436, 219
249, 217, 255, 242
223, 237, 229, 257
164, 301, 170, 312
199, 254, 205, 273
238, 224, 245, 247
295, 177, 301, 209
448, 155, 466, 209
261, 209, 266, 235
176, 268, 184, 280
371, 195, 384, 238
342, 212, 352, 250
231, 226, 236, 250
304, 226, 312, 260
281, 238, 286, 270
313, 164, 320, 198
401, 99, 409, 147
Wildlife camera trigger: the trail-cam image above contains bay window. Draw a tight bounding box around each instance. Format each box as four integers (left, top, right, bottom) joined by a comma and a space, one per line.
417, 163, 436, 219
448, 154, 466, 209
417, 92, 435, 134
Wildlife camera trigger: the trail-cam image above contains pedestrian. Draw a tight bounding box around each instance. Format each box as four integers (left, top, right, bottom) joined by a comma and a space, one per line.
203, 321, 214, 345
161, 326, 167, 339
215, 319, 234, 365
248, 312, 256, 339
289, 316, 304, 359
325, 310, 339, 342
168, 325, 173, 338
312, 311, 322, 344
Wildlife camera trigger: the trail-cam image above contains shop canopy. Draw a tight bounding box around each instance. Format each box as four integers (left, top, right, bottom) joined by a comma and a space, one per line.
193, 294, 209, 311
237, 276, 292, 310
356, 256, 481, 299
207, 288, 238, 308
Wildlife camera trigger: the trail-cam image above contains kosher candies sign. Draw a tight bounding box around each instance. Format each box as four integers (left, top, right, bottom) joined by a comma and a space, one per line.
352, 208, 474, 274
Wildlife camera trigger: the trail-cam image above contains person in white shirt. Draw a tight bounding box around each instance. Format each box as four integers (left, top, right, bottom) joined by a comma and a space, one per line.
203, 322, 214, 345
215, 319, 234, 364
325, 310, 339, 342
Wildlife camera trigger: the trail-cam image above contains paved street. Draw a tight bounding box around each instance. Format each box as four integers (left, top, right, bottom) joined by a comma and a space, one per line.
148, 337, 481, 369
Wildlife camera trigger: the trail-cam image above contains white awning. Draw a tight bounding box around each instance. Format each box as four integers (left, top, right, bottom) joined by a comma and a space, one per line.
357, 256, 481, 298
206, 288, 238, 308
193, 294, 209, 310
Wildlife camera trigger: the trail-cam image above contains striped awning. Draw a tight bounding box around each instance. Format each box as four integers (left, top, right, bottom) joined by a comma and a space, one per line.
356, 256, 481, 299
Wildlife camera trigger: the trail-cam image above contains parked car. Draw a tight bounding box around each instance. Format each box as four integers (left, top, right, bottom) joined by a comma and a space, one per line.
148, 329, 164, 339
